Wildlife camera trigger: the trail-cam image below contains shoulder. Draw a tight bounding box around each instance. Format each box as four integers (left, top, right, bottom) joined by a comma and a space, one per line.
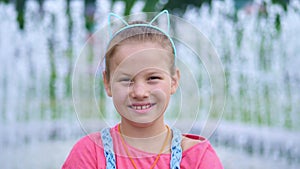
180, 134, 224, 169
65, 132, 103, 156
74, 132, 103, 149
181, 134, 206, 152
62, 133, 103, 169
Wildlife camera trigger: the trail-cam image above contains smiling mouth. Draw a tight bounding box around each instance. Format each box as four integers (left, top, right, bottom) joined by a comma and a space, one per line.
129, 103, 155, 111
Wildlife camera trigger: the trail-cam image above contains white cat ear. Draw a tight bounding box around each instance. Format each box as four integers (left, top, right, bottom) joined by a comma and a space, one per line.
108, 13, 129, 38
149, 10, 170, 34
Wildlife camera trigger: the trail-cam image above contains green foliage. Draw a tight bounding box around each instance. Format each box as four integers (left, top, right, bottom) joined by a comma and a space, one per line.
163, 0, 212, 15
275, 13, 281, 32
15, 0, 25, 29
65, 0, 74, 97
111, 0, 212, 15
272, 0, 289, 11
142, 0, 159, 12
110, 0, 290, 16
5, 0, 290, 31
84, 0, 96, 32
0, 0, 9, 3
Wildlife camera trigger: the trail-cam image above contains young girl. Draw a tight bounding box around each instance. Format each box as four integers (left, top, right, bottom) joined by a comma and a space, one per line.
62, 10, 223, 169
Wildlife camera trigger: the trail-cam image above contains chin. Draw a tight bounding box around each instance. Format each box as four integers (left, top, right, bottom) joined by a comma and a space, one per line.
128, 118, 156, 127
123, 113, 165, 128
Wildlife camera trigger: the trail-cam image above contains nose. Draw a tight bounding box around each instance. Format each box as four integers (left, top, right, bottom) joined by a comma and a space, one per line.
130, 81, 149, 100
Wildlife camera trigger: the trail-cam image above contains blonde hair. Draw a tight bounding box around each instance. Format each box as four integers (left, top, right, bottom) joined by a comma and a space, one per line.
105, 21, 176, 82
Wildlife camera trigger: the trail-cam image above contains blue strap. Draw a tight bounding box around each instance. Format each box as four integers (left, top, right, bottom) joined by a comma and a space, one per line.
170, 127, 182, 169
101, 127, 182, 169
101, 128, 116, 169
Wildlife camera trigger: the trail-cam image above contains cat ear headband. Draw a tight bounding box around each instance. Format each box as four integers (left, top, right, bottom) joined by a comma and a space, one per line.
107, 10, 177, 58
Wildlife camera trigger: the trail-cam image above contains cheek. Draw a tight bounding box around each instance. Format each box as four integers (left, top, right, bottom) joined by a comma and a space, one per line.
111, 85, 124, 98
150, 83, 172, 98
111, 85, 127, 100
160, 79, 172, 91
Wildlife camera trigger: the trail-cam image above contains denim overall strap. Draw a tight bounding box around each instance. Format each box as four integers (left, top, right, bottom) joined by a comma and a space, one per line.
101, 128, 116, 169
101, 127, 182, 169
170, 127, 182, 169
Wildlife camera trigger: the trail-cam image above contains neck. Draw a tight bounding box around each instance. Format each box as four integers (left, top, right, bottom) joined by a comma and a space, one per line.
120, 116, 166, 138
118, 117, 171, 154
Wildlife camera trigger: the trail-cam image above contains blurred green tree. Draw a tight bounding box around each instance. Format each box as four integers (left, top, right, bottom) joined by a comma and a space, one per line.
111, 0, 289, 15
1, 0, 290, 31
84, 0, 96, 33
15, 0, 25, 29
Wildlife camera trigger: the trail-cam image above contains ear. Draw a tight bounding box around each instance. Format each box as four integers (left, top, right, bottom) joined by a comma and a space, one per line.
171, 68, 180, 94
149, 10, 170, 34
108, 13, 129, 38
103, 71, 112, 97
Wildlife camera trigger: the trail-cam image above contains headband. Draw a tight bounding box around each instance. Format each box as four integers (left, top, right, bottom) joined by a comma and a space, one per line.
107, 10, 177, 58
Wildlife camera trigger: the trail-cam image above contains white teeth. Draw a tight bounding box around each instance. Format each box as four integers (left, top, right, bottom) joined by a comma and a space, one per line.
132, 104, 151, 110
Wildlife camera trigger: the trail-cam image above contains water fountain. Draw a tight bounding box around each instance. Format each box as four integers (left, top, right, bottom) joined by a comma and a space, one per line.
0, 0, 299, 168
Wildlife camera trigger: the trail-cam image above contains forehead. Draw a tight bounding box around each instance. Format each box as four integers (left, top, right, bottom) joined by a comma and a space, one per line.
110, 42, 172, 75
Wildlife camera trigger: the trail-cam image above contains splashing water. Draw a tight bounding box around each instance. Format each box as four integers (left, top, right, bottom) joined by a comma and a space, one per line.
0, 0, 299, 168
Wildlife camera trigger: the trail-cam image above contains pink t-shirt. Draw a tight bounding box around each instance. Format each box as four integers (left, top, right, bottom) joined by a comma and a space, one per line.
62, 125, 223, 169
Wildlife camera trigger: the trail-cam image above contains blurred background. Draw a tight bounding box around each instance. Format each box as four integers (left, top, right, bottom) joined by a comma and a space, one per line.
0, 0, 299, 169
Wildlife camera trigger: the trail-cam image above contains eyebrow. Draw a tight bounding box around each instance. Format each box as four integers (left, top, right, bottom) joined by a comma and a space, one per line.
114, 72, 132, 78
146, 71, 163, 75
145, 68, 168, 74
114, 68, 167, 77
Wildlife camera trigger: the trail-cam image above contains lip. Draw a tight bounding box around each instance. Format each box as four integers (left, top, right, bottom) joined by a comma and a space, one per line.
128, 103, 156, 114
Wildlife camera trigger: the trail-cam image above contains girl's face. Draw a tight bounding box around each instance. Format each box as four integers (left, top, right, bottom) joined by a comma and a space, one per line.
103, 41, 180, 124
